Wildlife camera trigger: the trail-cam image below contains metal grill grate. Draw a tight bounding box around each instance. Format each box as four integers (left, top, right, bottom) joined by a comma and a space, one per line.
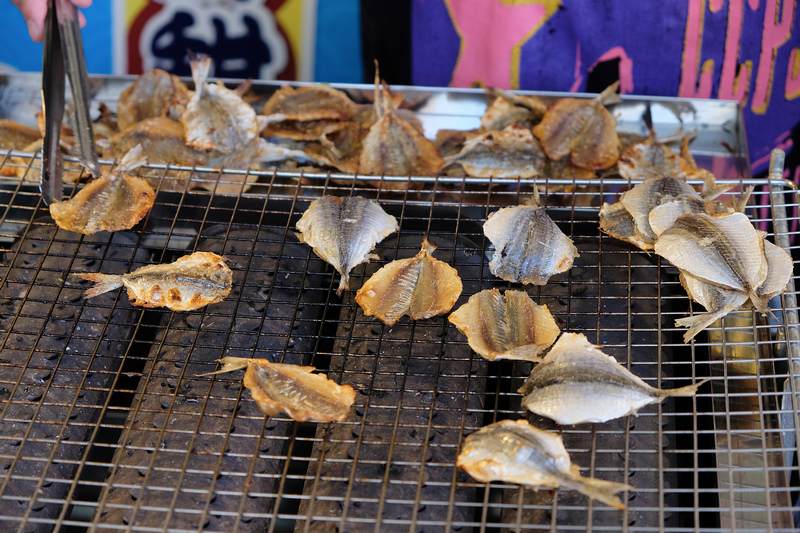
0, 156, 797, 532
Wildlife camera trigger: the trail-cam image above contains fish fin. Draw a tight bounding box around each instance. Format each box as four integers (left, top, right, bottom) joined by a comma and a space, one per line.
596, 81, 621, 106
734, 185, 754, 213
77, 273, 124, 299
662, 378, 711, 398
749, 291, 773, 317
675, 302, 741, 342
116, 144, 147, 174
198, 356, 253, 377
566, 476, 632, 510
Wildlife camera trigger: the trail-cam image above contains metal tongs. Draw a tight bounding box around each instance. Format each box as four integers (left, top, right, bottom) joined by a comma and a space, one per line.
41, 0, 100, 205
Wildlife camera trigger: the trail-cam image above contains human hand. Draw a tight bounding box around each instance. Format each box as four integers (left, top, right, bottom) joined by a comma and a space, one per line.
10, 0, 93, 43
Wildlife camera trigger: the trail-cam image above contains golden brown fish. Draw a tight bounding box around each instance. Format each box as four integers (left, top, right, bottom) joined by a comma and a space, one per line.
480, 88, 547, 131
457, 419, 632, 510
116, 68, 190, 131
532, 82, 621, 170
442, 125, 544, 178
296, 196, 399, 294
210, 356, 356, 422
355, 238, 462, 325
0, 119, 41, 150
358, 72, 443, 184
49, 144, 155, 234
76, 251, 232, 311
448, 288, 560, 362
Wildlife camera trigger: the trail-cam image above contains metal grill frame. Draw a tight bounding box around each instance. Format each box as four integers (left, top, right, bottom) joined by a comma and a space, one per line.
0, 73, 798, 532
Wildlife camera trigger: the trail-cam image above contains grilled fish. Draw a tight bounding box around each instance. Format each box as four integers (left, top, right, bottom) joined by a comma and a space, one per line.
261, 84, 357, 140
618, 175, 700, 245
0, 119, 41, 150
76, 251, 232, 311
654, 212, 769, 314
210, 357, 356, 422
296, 196, 399, 295
356, 238, 462, 325
116, 68, 190, 131
358, 71, 443, 183
483, 192, 578, 285
448, 288, 560, 362
519, 332, 709, 424
480, 88, 547, 131
49, 144, 155, 234
676, 239, 793, 341
532, 82, 621, 170
443, 125, 544, 178
181, 53, 264, 155
457, 419, 632, 510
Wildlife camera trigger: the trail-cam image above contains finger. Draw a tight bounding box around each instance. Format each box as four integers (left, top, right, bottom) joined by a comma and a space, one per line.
71, 0, 93, 7
13, 0, 49, 43
78, 11, 86, 28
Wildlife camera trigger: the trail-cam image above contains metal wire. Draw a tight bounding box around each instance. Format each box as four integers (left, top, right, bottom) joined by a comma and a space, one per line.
0, 156, 797, 532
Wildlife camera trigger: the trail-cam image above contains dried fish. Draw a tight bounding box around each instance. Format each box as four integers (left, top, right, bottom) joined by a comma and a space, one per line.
356, 238, 462, 325
358, 73, 443, 183
676, 239, 793, 341
0, 119, 41, 150
448, 288, 559, 362
654, 212, 769, 314
77, 251, 232, 311
262, 85, 357, 122
519, 332, 709, 424
483, 192, 578, 285
618, 175, 700, 245
49, 144, 155, 234
457, 419, 632, 510
647, 191, 748, 240
181, 53, 264, 155
532, 82, 621, 170
210, 357, 355, 423
116, 69, 190, 131
481, 88, 547, 131
296, 196, 399, 294
442, 125, 544, 178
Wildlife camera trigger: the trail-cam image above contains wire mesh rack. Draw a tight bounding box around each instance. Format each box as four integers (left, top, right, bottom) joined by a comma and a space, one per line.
0, 155, 797, 532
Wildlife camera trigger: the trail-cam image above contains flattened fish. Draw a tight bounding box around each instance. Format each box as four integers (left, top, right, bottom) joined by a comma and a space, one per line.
358, 72, 443, 183
519, 332, 709, 424
49, 144, 155, 234
180, 53, 263, 154
210, 357, 355, 422
296, 196, 399, 294
480, 88, 547, 131
532, 82, 621, 170
76, 251, 232, 311
647, 191, 748, 240
116, 68, 190, 130
262, 85, 357, 122
457, 419, 632, 510
618, 175, 700, 245
442, 125, 544, 178
448, 288, 559, 362
654, 212, 769, 313
0, 119, 41, 150
676, 239, 793, 341
483, 192, 578, 285
356, 238, 462, 325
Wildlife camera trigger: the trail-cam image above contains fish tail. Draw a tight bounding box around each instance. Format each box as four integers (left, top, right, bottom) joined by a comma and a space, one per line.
117, 144, 147, 173
336, 275, 349, 296
189, 52, 212, 94
675, 311, 722, 343
567, 476, 632, 510
76, 273, 124, 299
663, 378, 711, 398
